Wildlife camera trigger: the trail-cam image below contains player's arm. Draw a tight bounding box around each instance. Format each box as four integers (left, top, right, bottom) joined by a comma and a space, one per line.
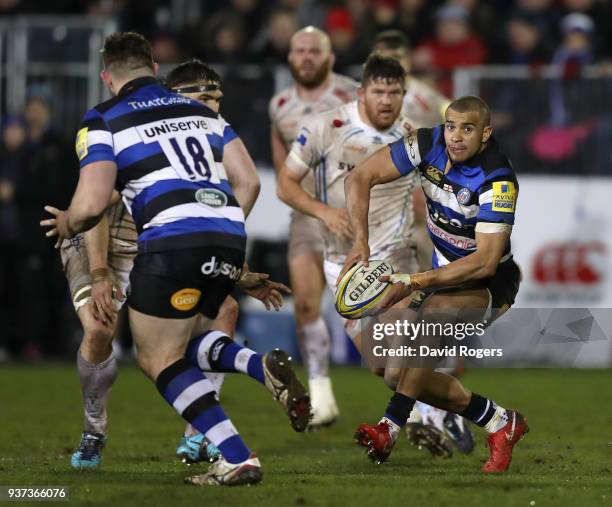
223, 136, 260, 218
42, 160, 117, 244
85, 190, 124, 325
276, 121, 353, 242
270, 125, 288, 177
338, 133, 420, 282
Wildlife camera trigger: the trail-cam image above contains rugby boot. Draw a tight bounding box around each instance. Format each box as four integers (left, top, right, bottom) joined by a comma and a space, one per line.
482, 410, 529, 473
354, 421, 397, 464
262, 349, 311, 432
185, 453, 262, 486
405, 422, 453, 458
71, 431, 106, 469
176, 433, 221, 464
443, 412, 475, 454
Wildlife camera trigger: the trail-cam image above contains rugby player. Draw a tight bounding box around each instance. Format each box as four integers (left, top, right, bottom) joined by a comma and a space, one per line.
60, 57, 288, 470
341, 96, 527, 473
270, 26, 359, 428
278, 54, 458, 458
373, 31, 475, 454
43, 32, 309, 486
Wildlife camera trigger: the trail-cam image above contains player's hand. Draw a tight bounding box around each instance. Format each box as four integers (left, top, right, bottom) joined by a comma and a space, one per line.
320, 207, 353, 243
237, 271, 291, 311
90, 279, 124, 326
373, 273, 414, 313
337, 240, 370, 285
40, 205, 73, 248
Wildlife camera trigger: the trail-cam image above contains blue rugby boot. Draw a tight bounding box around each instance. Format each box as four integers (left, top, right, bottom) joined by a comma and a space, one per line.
71, 431, 106, 469
176, 433, 221, 464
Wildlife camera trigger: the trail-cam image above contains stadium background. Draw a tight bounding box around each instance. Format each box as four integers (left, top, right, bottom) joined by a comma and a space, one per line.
0, 2, 611, 505
1, 0, 610, 364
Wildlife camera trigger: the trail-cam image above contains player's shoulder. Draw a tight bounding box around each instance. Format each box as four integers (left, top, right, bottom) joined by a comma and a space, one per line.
476, 139, 516, 181
330, 73, 360, 99
269, 85, 296, 116
415, 124, 446, 154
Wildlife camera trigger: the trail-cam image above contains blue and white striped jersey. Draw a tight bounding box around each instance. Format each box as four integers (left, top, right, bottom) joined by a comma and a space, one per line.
75, 76, 245, 254
389, 125, 519, 268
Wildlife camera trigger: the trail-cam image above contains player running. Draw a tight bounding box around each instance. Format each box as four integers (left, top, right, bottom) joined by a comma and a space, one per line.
43, 32, 309, 486
270, 26, 359, 429
341, 96, 527, 473
372, 30, 474, 455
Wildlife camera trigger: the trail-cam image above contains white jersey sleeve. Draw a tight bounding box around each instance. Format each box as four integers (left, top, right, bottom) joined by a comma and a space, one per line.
285, 117, 325, 178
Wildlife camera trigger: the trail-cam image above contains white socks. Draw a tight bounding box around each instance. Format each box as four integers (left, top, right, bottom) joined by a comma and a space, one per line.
299, 318, 331, 380
484, 405, 509, 433
77, 350, 118, 435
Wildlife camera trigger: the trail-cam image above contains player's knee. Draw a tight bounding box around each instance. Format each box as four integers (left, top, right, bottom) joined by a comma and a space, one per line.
294, 295, 320, 322
83, 321, 114, 347
218, 297, 239, 322
383, 368, 400, 390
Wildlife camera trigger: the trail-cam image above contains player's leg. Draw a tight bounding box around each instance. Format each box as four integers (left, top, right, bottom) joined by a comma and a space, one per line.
176, 297, 236, 464
289, 213, 337, 428
129, 307, 260, 485
61, 242, 121, 469
358, 286, 527, 471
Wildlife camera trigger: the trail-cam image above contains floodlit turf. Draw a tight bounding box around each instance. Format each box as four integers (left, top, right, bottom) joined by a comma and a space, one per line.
1, 365, 611, 506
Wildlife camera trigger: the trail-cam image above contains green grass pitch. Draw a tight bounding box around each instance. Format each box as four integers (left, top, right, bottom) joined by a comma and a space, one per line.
1, 365, 611, 506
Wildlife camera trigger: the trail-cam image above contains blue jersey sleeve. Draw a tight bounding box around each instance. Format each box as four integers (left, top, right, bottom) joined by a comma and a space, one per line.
222, 124, 238, 145
75, 109, 115, 169
389, 127, 437, 176
477, 170, 519, 225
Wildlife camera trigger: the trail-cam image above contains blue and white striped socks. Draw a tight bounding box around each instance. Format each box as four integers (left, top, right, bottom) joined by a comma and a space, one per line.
156, 358, 250, 464
185, 330, 265, 384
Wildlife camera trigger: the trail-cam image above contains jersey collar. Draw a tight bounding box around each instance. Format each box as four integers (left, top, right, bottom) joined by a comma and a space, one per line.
117, 76, 159, 97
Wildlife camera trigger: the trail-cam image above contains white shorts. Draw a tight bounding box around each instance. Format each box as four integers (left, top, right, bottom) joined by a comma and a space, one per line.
60, 235, 134, 312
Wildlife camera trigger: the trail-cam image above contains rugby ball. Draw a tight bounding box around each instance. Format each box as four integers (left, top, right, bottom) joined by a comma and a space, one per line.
335, 260, 394, 319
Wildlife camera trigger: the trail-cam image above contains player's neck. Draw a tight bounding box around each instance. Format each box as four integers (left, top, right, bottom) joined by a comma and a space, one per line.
295, 73, 334, 102
112, 71, 156, 96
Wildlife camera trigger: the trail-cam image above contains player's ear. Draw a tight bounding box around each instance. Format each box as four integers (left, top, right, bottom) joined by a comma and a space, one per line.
482, 125, 492, 143
357, 86, 365, 103
152, 62, 160, 75
329, 51, 336, 69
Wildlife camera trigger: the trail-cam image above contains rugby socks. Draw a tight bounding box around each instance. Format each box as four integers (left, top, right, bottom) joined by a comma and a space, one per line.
299, 318, 331, 379
382, 392, 416, 437
183, 372, 225, 438
77, 350, 118, 435
156, 359, 250, 464
186, 330, 265, 385
461, 393, 509, 433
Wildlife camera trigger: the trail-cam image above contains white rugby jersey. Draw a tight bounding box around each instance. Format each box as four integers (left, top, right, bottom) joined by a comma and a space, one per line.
269, 73, 359, 195
402, 77, 450, 129
286, 101, 416, 264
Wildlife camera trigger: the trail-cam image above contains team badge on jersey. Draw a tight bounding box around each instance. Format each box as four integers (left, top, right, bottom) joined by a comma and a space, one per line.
492, 181, 517, 212
170, 288, 202, 311
76, 127, 88, 161
457, 187, 471, 205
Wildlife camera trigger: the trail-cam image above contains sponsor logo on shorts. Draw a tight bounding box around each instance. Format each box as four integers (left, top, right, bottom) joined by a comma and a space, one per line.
201, 256, 242, 280
195, 188, 228, 208
170, 288, 201, 311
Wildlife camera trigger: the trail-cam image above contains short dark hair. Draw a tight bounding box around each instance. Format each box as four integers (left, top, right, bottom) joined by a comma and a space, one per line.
362, 54, 406, 87
165, 59, 222, 89
447, 96, 491, 126
372, 30, 411, 51
101, 31, 154, 75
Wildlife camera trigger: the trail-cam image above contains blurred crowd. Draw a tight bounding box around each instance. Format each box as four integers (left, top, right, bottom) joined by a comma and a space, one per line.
3, 0, 612, 90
